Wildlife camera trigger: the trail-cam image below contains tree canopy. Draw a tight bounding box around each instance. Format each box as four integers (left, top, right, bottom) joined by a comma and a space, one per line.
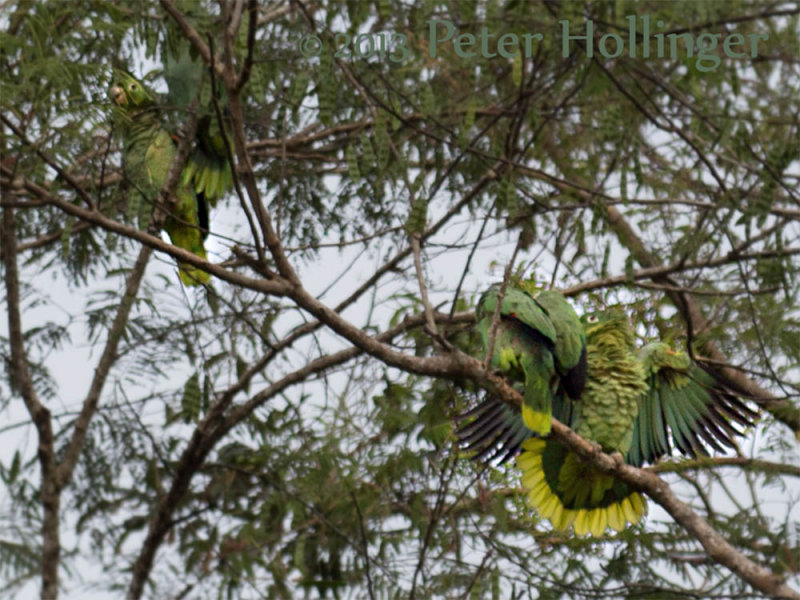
1, 1, 799, 598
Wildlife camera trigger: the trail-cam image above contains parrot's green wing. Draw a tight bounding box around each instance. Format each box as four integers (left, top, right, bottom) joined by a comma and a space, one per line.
109, 70, 211, 285
456, 390, 534, 464
626, 343, 757, 467
475, 284, 557, 435
458, 286, 587, 460
164, 45, 234, 211
532, 290, 587, 398
182, 113, 234, 208
517, 321, 756, 537
476, 285, 556, 343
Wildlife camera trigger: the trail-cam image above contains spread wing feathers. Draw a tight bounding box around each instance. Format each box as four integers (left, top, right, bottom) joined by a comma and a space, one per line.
456, 395, 532, 464
457, 391, 575, 465
627, 343, 757, 467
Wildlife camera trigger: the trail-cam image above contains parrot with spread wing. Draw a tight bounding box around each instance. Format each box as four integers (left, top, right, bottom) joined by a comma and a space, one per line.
108, 70, 232, 285
458, 284, 756, 536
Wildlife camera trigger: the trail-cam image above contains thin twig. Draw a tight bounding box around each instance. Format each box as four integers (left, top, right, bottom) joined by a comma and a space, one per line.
484, 234, 524, 369
350, 490, 376, 600
411, 234, 439, 345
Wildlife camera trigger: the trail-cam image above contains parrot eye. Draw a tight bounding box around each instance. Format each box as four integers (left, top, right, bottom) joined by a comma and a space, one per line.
586, 315, 599, 323
128, 83, 137, 91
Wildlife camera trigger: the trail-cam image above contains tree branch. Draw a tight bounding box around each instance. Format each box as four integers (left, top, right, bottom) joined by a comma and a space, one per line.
123, 307, 471, 599
2, 171, 289, 296
649, 456, 800, 479
2, 199, 59, 600
54, 105, 201, 490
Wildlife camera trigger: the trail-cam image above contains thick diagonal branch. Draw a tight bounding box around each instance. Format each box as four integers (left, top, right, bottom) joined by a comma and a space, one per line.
282, 281, 798, 599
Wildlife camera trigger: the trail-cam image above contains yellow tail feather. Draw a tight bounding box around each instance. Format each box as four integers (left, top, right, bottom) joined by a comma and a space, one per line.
517, 438, 647, 536
165, 216, 210, 286
179, 265, 210, 286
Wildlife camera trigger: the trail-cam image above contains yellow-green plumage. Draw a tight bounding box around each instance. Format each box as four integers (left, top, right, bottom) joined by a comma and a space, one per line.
458, 291, 756, 537
575, 310, 647, 453
109, 71, 231, 285
517, 309, 650, 536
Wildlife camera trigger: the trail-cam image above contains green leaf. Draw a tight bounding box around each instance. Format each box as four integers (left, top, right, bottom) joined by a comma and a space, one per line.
601, 242, 610, 278
404, 197, 428, 235
511, 52, 522, 87
181, 371, 201, 423
260, 311, 277, 341
8, 451, 20, 484
60, 216, 73, 259
624, 254, 634, 282
360, 132, 375, 169
318, 51, 334, 126
375, 0, 390, 19
346, 144, 360, 180
374, 114, 390, 170
420, 82, 435, 114
236, 355, 250, 393
460, 98, 476, 148
288, 71, 309, 107
202, 372, 211, 413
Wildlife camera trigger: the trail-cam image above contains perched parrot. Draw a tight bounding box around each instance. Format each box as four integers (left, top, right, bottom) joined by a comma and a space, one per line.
473, 283, 587, 437
108, 71, 232, 285
458, 285, 756, 536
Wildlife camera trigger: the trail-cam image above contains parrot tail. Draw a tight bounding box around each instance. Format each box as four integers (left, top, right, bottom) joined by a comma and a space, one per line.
178, 262, 211, 286
521, 403, 551, 435
518, 438, 647, 536
165, 217, 211, 286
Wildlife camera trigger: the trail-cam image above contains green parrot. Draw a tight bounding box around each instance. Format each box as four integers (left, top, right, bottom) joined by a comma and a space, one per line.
108, 71, 232, 285
472, 283, 587, 437
458, 287, 756, 536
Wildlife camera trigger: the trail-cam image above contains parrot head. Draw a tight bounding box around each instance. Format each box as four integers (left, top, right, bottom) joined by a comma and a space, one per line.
581, 307, 627, 326
108, 72, 154, 109
581, 308, 636, 348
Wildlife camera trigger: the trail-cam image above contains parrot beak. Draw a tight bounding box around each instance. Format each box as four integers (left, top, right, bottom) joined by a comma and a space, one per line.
108, 85, 126, 106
